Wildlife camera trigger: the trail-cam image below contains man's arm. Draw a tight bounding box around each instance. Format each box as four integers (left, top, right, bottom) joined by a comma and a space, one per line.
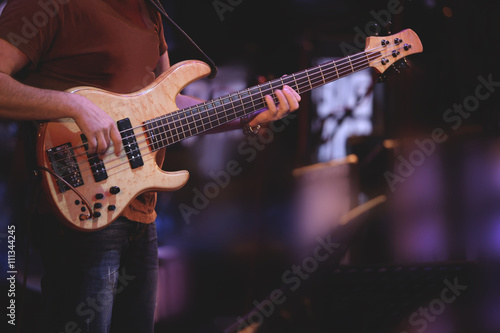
155, 53, 301, 133
0, 38, 121, 156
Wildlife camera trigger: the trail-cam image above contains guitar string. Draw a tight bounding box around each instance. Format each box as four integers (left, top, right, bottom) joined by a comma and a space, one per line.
74, 48, 401, 178
49, 45, 386, 158
111, 48, 387, 143
49, 45, 389, 166
128, 51, 385, 149
53, 48, 395, 179
52, 44, 409, 180
50, 48, 383, 172
50, 47, 392, 178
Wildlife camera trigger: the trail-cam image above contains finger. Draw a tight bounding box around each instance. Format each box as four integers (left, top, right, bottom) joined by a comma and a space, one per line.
249, 113, 266, 127
283, 86, 300, 112
96, 133, 108, 157
284, 85, 301, 102
103, 127, 111, 150
275, 89, 289, 117
110, 125, 122, 156
264, 94, 277, 114
86, 135, 98, 155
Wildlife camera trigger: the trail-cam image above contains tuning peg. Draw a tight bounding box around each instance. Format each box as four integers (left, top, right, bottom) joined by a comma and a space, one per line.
385, 21, 392, 35
402, 57, 411, 68
394, 57, 410, 72
368, 23, 380, 36
377, 74, 388, 83
391, 64, 401, 74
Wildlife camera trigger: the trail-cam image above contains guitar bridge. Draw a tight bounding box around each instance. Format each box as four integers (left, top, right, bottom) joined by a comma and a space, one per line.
47, 142, 84, 193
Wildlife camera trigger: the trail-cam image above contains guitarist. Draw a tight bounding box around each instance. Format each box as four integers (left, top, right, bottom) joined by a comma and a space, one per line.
0, 0, 301, 332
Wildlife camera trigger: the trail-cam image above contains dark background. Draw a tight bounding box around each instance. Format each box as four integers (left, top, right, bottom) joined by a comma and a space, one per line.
1, 0, 500, 332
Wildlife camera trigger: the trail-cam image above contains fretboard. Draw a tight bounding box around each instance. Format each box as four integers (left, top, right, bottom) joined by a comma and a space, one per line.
144, 49, 381, 150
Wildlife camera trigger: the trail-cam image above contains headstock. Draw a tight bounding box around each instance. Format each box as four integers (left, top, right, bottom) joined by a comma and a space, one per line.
365, 29, 423, 74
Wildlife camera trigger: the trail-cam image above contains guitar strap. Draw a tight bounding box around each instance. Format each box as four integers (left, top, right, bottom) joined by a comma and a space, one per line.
148, 0, 218, 79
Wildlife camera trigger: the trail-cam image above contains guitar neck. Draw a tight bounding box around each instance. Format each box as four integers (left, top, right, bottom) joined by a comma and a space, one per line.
144, 49, 381, 150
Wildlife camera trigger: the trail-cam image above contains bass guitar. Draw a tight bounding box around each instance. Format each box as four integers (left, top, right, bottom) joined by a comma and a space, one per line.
37, 29, 422, 231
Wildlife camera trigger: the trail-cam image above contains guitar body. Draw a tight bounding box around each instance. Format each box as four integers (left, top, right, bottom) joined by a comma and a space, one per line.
37, 60, 212, 231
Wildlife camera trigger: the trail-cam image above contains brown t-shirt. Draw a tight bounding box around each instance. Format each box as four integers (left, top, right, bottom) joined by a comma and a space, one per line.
0, 0, 168, 223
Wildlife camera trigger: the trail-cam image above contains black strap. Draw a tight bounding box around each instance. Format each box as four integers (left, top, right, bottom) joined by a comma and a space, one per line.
148, 0, 218, 79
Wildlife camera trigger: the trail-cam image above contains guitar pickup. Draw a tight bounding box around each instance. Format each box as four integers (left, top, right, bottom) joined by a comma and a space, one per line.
81, 134, 108, 183
117, 118, 144, 169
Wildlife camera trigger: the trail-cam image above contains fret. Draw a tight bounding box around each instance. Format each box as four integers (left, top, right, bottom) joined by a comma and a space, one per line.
240, 90, 254, 116
149, 116, 166, 147
226, 93, 241, 115
193, 106, 204, 132
200, 103, 211, 131
164, 117, 175, 146
260, 82, 273, 105
191, 126, 200, 136
171, 113, 182, 142
317, 64, 326, 85
174, 118, 185, 141
144, 122, 152, 149
180, 115, 191, 138
226, 111, 237, 122
226, 94, 237, 121
145, 121, 155, 150
153, 120, 162, 150
157, 118, 166, 148
161, 117, 171, 147
248, 89, 257, 113
333, 61, 340, 79
148, 120, 157, 150
221, 96, 232, 107
247, 87, 261, 113
220, 96, 235, 121
337, 59, 349, 79
267, 81, 279, 105
206, 102, 219, 128
347, 55, 354, 73
220, 97, 230, 122
277, 77, 285, 89
276, 77, 289, 100
256, 85, 265, 105
310, 67, 323, 90
214, 99, 226, 123
304, 69, 313, 90
364, 51, 370, 64
192, 108, 201, 121
183, 109, 195, 139
221, 96, 235, 120
268, 80, 279, 89
276, 80, 285, 102
187, 115, 196, 137
291, 73, 300, 94
281, 75, 294, 89
230, 92, 245, 118
214, 102, 222, 125
206, 102, 214, 113
198, 105, 208, 132
262, 82, 274, 97
145, 121, 157, 151
164, 114, 173, 144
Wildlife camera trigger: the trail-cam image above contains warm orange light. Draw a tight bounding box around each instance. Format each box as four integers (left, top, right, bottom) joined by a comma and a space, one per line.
443, 6, 453, 18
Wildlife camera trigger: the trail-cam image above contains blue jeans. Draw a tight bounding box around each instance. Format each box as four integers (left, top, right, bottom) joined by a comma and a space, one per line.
39, 215, 158, 333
